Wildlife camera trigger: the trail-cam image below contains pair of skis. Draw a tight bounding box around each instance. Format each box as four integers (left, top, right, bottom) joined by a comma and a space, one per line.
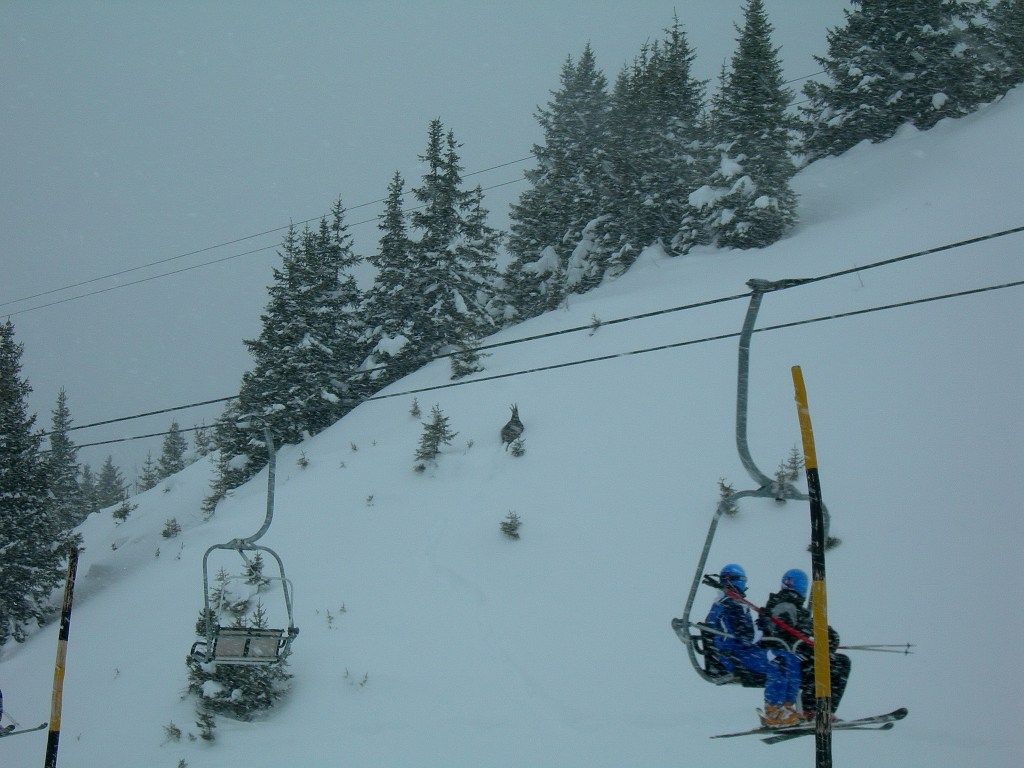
0, 722, 47, 739
712, 707, 908, 744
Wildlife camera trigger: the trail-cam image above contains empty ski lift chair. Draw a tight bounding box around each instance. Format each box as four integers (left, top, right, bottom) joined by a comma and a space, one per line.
191, 427, 299, 666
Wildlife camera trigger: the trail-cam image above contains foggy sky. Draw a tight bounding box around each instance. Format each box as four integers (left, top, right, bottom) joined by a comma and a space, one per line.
0, 1, 846, 477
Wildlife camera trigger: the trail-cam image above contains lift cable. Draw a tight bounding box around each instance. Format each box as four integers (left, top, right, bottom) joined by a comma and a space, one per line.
47, 222, 1024, 438
0, 156, 534, 311
62, 277, 1023, 451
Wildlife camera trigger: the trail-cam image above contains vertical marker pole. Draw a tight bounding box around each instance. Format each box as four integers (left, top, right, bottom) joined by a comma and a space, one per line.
45, 545, 80, 768
791, 367, 833, 768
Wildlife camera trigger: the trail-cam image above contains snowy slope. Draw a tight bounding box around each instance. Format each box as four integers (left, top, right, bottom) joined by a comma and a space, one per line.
3, 90, 1022, 767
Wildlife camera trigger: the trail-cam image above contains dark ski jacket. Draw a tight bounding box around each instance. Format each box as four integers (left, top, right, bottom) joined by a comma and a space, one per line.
759, 588, 840, 657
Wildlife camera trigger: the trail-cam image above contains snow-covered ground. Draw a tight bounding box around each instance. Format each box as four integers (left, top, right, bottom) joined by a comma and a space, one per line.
3, 89, 1022, 767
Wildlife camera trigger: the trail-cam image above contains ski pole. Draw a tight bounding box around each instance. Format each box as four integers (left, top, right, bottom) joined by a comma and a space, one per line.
690, 621, 912, 655
703, 573, 815, 646
839, 643, 914, 654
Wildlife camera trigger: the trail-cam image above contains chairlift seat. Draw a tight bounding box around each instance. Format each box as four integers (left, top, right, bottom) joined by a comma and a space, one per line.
694, 626, 766, 688
210, 626, 288, 664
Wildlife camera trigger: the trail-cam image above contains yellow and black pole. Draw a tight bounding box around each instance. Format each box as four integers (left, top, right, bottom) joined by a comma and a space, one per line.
791, 366, 833, 768
45, 545, 80, 768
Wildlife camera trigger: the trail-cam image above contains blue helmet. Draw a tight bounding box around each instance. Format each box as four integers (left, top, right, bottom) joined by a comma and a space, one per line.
781, 568, 809, 599
720, 563, 747, 594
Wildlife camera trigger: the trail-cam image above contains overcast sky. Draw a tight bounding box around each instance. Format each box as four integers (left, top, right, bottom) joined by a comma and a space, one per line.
1, 1, 847, 477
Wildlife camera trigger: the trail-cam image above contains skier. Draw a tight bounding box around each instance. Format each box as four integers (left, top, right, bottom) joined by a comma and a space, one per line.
759, 568, 851, 719
704, 564, 803, 727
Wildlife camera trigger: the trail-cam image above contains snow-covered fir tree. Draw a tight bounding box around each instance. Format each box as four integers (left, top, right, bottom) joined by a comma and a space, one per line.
593, 16, 711, 272
981, 0, 1024, 95
245, 552, 271, 590
78, 463, 99, 517
503, 45, 610, 318
402, 121, 500, 367
158, 421, 189, 479
414, 404, 458, 467
692, 0, 797, 249
801, 1, 996, 160
192, 421, 213, 457
0, 320, 69, 645
137, 451, 160, 492
43, 387, 87, 531
361, 171, 420, 384
186, 600, 293, 721
95, 454, 127, 509
448, 184, 501, 378
207, 201, 368, 510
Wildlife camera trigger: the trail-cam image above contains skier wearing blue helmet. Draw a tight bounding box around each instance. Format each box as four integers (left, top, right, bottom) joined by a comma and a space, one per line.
704, 564, 803, 727
759, 568, 852, 720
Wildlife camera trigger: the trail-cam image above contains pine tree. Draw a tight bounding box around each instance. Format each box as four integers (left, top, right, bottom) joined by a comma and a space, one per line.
361, 171, 419, 383
78, 463, 99, 517
696, 0, 797, 249
403, 121, 500, 367
112, 496, 136, 523
503, 45, 611, 318
414, 404, 458, 466
43, 387, 87, 530
785, 445, 804, 481
801, 1, 994, 160
137, 451, 160, 492
500, 511, 522, 539
0, 320, 68, 645
245, 552, 270, 590
595, 16, 710, 266
158, 421, 189, 479
95, 455, 127, 509
982, 0, 1024, 95
207, 201, 369, 508
192, 422, 213, 457
718, 477, 739, 516
186, 598, 293, 721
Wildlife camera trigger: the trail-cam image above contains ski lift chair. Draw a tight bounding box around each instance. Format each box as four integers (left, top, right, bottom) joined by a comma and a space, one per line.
190, 542, 299, 666
672, 279, 829, 687
189, 426, 299, 667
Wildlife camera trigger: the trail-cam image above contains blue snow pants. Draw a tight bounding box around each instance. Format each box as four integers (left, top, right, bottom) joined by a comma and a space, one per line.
728, 646, 802, 706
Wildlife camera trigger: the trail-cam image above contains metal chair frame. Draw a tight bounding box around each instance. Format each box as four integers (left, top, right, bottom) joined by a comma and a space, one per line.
192, 427, 299, 666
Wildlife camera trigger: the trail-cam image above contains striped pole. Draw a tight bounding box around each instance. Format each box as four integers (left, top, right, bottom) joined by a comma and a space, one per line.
45, 545, 80, 768
791, 367, 833, 768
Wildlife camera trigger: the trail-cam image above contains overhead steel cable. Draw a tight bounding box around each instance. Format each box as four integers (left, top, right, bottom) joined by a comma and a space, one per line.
45, 222, 1024, 438
46, 221, 1024, 438
801, 224, 1024, 285
56, 290, 757, 436
9, 176, 530, 317
0, 65, 865, 313
60, 277, 1024, 451
1, 155, 534, 311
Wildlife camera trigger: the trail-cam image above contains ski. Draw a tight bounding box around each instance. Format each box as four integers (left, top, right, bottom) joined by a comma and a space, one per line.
0, 723, 47, 738
762, 722, 895, 745
711, 707, 908, 741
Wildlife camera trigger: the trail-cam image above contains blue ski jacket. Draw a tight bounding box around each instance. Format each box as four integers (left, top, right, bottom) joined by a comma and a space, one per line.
705, 595, 757, 668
